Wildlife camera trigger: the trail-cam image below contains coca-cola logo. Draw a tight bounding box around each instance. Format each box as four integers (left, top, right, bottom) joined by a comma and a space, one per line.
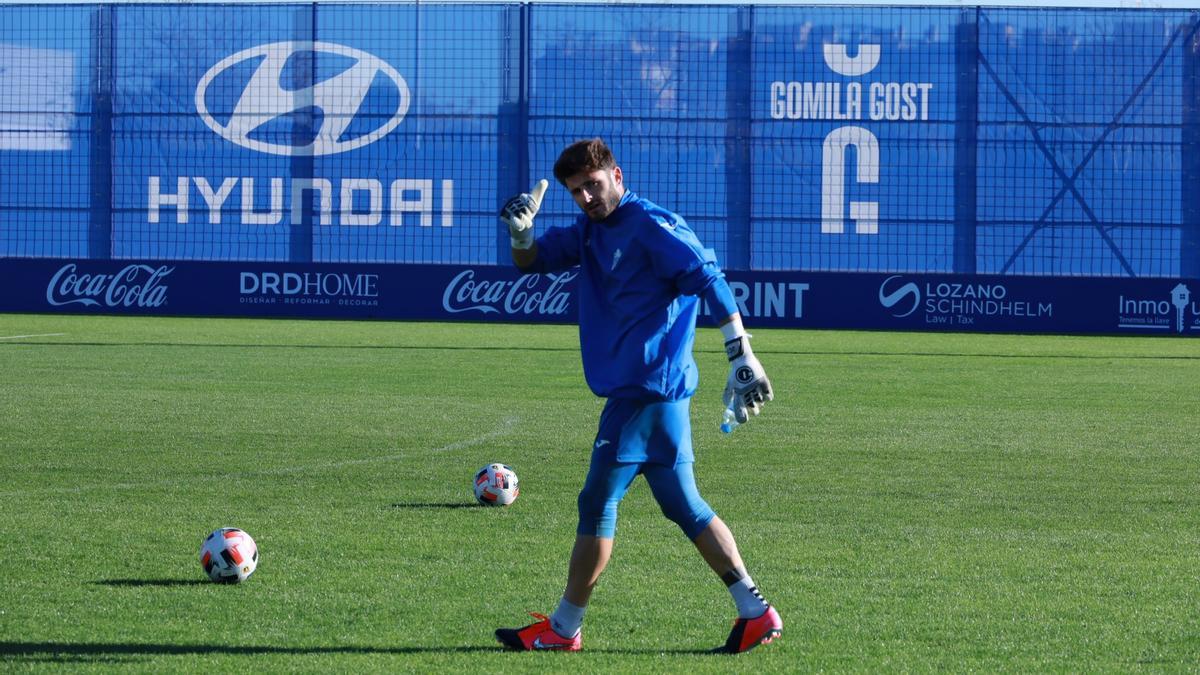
442, 269, 575, 316
46, 263, 173, 308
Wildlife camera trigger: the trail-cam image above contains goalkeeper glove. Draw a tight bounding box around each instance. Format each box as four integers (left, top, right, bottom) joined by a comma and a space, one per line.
723, 333, 773, 424
499, 179, 549, 249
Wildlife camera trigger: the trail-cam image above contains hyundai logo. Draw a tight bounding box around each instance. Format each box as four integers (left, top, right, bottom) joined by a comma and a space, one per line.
195, 42, 410, 156
879, 274, 921, 317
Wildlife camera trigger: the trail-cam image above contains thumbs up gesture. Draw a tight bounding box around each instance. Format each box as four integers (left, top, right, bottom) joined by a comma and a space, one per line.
499, 179, 549, 250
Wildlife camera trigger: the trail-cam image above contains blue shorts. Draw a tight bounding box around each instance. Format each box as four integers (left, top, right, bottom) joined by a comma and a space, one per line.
576, 397, 716, 539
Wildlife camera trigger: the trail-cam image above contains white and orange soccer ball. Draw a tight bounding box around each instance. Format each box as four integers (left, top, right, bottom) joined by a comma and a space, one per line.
199, 527, 258, 583
474, 463, 519, 506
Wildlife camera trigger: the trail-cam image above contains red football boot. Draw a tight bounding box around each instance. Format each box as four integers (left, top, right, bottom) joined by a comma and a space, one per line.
715, 605, 782, 653
495, 613, 582, 651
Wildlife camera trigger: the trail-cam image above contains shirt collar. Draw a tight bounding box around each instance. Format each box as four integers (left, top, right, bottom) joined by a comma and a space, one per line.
593, 189, 637, 226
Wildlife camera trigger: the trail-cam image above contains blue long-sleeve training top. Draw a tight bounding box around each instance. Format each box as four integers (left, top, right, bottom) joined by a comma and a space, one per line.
521, 189, 737, 401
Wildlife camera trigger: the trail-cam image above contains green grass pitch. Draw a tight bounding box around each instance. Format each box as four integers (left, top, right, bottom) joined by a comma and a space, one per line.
1, 314, 1197, 671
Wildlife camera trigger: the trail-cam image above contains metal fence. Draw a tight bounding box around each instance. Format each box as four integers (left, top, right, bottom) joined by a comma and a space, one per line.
1, 3, 1197, 276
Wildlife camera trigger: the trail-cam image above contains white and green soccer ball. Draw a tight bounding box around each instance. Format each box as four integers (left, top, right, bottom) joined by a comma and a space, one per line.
199, 527, 258, 583
474, 463, 519, 506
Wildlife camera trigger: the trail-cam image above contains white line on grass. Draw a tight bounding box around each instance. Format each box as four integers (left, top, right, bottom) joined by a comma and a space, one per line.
0, 333, 66, 340
0, 415, 518, 497
258, 416, 519, 476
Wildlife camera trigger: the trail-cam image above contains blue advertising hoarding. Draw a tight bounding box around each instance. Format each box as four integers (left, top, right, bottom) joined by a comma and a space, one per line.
3, 258, 1198, 336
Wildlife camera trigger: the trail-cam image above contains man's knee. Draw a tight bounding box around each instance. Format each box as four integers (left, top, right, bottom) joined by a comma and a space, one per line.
657, 496, 715, 539
577, 487, 619, 538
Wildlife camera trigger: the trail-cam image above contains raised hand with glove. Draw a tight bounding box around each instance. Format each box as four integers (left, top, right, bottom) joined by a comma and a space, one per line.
500, 179, 549, 250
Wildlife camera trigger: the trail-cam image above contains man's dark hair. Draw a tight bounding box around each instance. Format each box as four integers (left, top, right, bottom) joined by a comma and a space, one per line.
553, 138, 617, 184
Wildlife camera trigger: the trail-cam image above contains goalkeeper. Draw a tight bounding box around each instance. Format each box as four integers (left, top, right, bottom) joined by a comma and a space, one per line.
494, 138, 781, 654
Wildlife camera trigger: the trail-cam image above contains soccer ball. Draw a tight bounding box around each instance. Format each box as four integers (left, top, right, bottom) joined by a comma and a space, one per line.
474, 463, 519, 506
199, 527, 258, 583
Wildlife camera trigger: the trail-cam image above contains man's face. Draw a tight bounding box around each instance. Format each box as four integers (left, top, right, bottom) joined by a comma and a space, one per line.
563, 166, 624, 221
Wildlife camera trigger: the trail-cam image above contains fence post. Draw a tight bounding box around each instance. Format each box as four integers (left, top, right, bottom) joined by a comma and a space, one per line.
954, 8, 979, 275
1183, 14, 1200, 278
496, 3, 529, 264
88, 5, 114, 260
723, 6, 753, 271
289, 3, 317, 263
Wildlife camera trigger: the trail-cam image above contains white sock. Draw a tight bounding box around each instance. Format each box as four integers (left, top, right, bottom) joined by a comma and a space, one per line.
728, 576, 769, 619
549, 597, 585, 638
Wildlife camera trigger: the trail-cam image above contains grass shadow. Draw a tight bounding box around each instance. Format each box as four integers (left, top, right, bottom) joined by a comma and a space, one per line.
0, 642, 515, 658
0, 641, 724, 659
93, 579, 211, 587
389, 502, 479, 509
